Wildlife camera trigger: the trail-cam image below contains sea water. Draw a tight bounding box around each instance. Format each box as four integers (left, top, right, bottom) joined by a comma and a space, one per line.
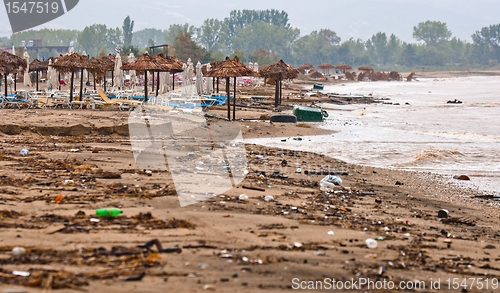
245, 76, 500, 194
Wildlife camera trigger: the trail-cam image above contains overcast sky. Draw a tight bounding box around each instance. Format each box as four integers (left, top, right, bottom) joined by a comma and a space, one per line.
1, 0, 498, 43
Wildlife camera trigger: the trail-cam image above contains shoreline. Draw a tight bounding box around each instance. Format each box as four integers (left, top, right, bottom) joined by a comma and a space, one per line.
1, 75, 499, 292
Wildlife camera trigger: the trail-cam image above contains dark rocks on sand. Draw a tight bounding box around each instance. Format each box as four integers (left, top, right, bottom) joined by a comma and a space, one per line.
453, 175, 470, 181
437, 209, 449, 218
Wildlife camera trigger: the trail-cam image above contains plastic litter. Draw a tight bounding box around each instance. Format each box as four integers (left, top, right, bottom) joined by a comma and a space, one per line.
437, 209, 449, 218
365, 238, 378, 249
320, 175, 343, 191
20, 149, 29, 155
96, 208, 123, 217
264, 195, 274, 202
238, 194, 249, 201
11, 246, 26, 257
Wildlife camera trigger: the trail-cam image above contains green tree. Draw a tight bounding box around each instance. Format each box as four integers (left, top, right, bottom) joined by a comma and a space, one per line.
386, 34, 403, 65
77, 24, 122, 56
232, 22, 299, 61
471, 24, 500, 64
122, 16, 134, 47
197, 18, 228, 52
224, 9, 291, 50
318, 29, 341, 45
248, 48, 279, 65
133, 28, 165, 48
291, 31, 336, 66
165, 23, 196, 45
172, 32, 206, 63
400, 43, 418, 66
413, 20, 452, 45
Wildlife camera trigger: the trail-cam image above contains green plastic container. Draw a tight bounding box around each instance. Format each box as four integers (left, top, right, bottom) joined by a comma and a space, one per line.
293, 107, 324, 122
313, 84, 324, 90
96, 208, 123, 217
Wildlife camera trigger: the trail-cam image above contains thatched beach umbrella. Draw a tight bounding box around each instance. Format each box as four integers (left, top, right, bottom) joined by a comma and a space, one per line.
317, 63, 336, 75
52, 52, 102, 102
98, 55, 115, 91
121, 52, 164, 102
205, 56, 255, 120
259, 59, 299, 108
29, 58, 48, 91
154, 53, 184, 93
309, 70, 324, 79
358, 65, 374, 72
0, 51, 27, 96
335, 63, 352, 74
297, 62, 314, 74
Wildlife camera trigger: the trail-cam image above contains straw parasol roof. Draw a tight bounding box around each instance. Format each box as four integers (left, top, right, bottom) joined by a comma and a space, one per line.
317, 63, 335, 69
52, 52, 102, 101
231, 56, 260, 77
259, 59, 298, 80
155, 53, 184, 73
205, 56, 257, 120
259, 59, 298, 107
121, 52, 164, 72
121, 52, 166, 101
1, 51, 27, 96
335, 63, 352, 70
309, 70, 324, 79
204, 56, 251, 78
298, 62, 314, 69
29, 59, 47, 72
0, 51, 27, 70
358, 65, 374, 71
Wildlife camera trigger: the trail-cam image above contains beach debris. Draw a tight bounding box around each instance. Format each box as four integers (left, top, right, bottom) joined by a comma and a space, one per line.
264, 195, 274, 202
365, 238, 378, 249
437, 209, 449, 218
293, 137, 303, 141
319, 175, 343, 191
11, 247, 26, 257
328, 231, 334, 235
281, 159, 287, 166
238, 194, 249, 201
54, 192, 63, 204
296, 168, 302, 173
242, 185, 266, 192
255, 155, 267, 160
124, 272, 146, 282
447, 99, 462, 104
395, 181, 404, 185
19, 149, 29, 156
453, 175, 470, 181
11, 271, 30, 277
203, 284, 216, 291
304, 170, 349, 176
96, 208, 123, 217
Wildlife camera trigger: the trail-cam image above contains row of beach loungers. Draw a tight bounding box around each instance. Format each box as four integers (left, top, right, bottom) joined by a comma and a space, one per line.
0, 90, 235, 111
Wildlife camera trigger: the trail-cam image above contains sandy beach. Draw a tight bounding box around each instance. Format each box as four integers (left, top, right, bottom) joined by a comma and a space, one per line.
1, 73, 500, 293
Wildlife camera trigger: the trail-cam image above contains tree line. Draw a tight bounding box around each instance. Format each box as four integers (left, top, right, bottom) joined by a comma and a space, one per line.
2, 10, 500, 69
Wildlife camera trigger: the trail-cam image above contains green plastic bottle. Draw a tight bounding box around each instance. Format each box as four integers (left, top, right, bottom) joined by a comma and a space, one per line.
96, 208, 123, 217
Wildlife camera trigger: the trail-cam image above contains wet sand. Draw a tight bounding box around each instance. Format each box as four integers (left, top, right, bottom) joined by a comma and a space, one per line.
0, 78, 500, 292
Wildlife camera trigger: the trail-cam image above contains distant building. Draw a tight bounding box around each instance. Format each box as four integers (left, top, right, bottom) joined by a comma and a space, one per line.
14, 39, 72, 57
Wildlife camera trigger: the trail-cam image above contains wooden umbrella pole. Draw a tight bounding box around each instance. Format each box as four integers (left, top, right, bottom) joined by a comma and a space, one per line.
14, 74, 16, 91
233, 77, 236, 121
70, 71, 75, 102
4, 75, 7, 96
172, 74, 175, 91
217, 77, 219, 93
144, 70, 148, 102
93, 73, 96, 90
226, 77, 230, 120
111, 70, 114, 87
36, 71, 39, 91
274, 78, 279, 108
156, 71, 160, 96
79, 69, 84, 100
58, 73, 61, 90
